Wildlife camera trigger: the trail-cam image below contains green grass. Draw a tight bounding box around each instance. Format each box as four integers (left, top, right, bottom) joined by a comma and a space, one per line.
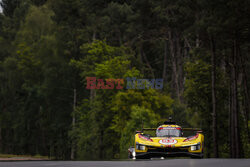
0, 154, 49, 159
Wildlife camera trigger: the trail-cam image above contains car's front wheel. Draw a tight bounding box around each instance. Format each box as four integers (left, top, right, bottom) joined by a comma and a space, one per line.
190, 153, 204, 159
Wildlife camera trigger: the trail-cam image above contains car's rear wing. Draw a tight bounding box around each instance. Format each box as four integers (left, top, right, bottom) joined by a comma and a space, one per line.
182, 128, 202, 132
142, 128, 156, 131
135, 128, 155, 133
140, 128, 203, 133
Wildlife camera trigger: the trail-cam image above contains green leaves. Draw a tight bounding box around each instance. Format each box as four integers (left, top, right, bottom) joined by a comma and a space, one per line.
71, 40, 174, 158
111, 89, 173, 133
95, 56, 139, 79
15, 5, 55, 45
71, 40, 137, 80
110, 88, 173, 158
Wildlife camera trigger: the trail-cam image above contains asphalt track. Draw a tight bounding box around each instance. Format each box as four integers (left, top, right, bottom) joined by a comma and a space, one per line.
0, 159, 250, 167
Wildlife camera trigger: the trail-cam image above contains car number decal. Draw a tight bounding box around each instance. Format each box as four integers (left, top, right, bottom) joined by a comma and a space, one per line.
159, 139, 177, 145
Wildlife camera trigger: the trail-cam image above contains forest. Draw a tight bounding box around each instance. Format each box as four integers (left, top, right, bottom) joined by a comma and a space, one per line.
0, 0, 249, 160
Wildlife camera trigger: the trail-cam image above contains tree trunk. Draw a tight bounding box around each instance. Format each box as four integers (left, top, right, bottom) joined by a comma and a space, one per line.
141, 44, 155, 78
0, 127, 2, 152
230, 39, 240, 158
239, 48, 250, 142
92, 30, 96, 41
234, 39, 240, 158
176, 33, 184, 102
71, 89, 76, 160
195, 13, 200, 48
99, 130, 104, 159
229, 76, 233, 158
169, 30, 180, 100
184, 36, 192, 50
210, 35, 218, 158
196, 33, 199, 48
162, 40, 168, 82
137, 43, 144, 75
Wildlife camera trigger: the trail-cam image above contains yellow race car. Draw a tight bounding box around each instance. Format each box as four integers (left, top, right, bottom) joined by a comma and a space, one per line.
128, 120, 204, 159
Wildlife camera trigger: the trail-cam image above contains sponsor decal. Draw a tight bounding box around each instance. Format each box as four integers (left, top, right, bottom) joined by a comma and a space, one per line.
138, 134, 153, 142
183, 134, 199, 142
159, 139, 177, 145
157, 127, 181, 130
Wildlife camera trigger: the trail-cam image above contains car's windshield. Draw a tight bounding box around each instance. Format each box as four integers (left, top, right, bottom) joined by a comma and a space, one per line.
156, 127, 182, 137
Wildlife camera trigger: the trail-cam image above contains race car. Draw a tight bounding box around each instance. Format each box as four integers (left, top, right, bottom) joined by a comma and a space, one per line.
128, 120, 204, 159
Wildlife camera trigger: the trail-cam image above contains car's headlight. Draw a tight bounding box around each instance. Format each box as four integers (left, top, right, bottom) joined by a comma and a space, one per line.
191, 145, 196, 151
136, 144, 146, 150
191, 143, 200, 151
140, 145, 146, 150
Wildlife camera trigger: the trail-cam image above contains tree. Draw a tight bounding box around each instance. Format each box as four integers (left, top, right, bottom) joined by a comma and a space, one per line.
0, 0, 249, 159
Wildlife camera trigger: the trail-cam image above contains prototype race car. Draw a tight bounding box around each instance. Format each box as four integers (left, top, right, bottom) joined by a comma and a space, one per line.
128, 120, 204, 159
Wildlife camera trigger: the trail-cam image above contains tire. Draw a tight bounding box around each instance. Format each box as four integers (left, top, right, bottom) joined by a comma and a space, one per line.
191, 154, 204, 159
136, 155, 150, 159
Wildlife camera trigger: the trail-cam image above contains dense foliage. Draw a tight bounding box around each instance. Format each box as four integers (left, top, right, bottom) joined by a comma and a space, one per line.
0, 0, 249, 159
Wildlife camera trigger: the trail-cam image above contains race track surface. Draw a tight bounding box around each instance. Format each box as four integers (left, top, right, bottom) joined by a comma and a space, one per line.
0, 159, 249, 167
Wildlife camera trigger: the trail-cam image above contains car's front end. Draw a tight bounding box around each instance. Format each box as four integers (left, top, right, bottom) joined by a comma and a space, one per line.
129, 124, 204, 159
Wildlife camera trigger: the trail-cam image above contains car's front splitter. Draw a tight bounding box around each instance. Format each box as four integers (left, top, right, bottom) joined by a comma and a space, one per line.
136, 151, 203, 159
